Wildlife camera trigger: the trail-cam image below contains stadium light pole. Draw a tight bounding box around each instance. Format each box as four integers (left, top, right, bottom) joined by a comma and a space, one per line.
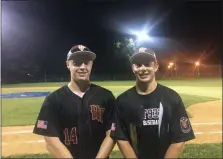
195, 61, 200, 77
167, 65, 171, 77
169, 62, 174, 77
174, 60, 177, 77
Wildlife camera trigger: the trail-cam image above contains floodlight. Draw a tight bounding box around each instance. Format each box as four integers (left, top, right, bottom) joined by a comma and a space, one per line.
136, 32, 150, 41
195, 62, 200, 66
130, 30, 151, 41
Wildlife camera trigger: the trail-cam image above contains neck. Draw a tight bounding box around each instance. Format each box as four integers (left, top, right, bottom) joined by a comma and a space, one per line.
68, 80, 91, 94
135, 78, 157, 95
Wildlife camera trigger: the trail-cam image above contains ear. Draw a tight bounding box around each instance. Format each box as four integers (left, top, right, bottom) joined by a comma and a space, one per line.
154, 62, 159, 72
131, 64, 136, 73
66, 61, 70, 70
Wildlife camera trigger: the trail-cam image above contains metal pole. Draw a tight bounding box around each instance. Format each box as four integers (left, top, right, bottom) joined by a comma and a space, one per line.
169, 68, 171, 77
198, 66, 200, 77
175, 61, 177, 77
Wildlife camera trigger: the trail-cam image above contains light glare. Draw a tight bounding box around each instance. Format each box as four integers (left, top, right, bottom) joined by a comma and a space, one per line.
195, 62, 200, 66
136, 32, 150, 41
130, 30, 151, 41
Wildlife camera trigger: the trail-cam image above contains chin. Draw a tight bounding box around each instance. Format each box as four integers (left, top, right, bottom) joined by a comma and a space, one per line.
138, 78, 151, 83
79, 78, 89, 81
137, 75, 154, 83
74, 76, 89, 82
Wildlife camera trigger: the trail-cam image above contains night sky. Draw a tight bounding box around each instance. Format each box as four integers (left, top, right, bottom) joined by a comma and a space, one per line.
2, 0, 222, 83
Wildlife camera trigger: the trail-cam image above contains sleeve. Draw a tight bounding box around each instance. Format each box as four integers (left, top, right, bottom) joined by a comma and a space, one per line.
110, 98, 129, 140
170, 96, 195, 143
104, 92, 116, 131
33, 95, 61, 137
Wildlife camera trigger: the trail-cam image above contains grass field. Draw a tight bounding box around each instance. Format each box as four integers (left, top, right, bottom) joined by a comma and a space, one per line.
2, 93, 218, 126
2, 78, 221, 126
4, 144, 223, 158
2, 78, 222, 88
2, 78, 222, 158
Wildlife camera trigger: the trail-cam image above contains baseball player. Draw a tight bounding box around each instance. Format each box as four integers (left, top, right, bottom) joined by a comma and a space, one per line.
110, 47, 195, 159
33, 45, 115, 159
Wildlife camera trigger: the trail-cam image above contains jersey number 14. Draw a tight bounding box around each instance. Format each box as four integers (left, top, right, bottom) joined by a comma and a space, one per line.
64, 127, 78, 145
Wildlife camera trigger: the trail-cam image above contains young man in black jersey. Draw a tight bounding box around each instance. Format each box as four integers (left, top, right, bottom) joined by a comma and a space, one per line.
110, 47, 195, 159
33, 45, 115, 159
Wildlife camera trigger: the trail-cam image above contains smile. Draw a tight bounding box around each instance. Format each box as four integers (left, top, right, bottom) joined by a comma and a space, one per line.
139, 74, 149, 78
78, 72, 88, 75
139, 73, 149, 76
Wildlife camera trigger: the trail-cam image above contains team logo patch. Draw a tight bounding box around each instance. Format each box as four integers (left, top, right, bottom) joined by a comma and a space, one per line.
78, 45, 85, 51
180, 117, 191, 133
139, 47, 147, 52
90, 105, 105, 123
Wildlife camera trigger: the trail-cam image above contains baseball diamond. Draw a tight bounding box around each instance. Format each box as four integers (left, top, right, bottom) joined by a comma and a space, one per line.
1, 79, 222, 158
2, 1, 221, 158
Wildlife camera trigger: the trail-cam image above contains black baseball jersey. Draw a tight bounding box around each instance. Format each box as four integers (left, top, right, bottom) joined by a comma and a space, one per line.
33, 84, 115, 159
110, 84, 195, 159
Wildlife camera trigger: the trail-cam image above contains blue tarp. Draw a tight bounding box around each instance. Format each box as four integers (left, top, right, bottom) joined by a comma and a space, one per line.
1, 92, 51, 98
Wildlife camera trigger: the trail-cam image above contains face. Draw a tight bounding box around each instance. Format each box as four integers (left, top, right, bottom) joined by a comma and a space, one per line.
132, 60, 159, 83
66, 55, 93, 82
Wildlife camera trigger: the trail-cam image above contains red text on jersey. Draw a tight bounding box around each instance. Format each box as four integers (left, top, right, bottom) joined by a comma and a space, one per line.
90, 105, 105, 123
63, 127, 78, 145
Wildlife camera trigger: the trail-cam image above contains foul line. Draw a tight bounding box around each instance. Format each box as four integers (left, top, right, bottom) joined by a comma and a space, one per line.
194, 131, 222, 135
2, 130, 32, 135
2, 131, 222, 146
192, 122, 222, 126
2, 140, 45, 145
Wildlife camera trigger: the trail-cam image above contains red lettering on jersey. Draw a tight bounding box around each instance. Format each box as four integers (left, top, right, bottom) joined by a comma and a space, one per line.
64, 128, 70, 145
90, 105, 105, 123
64, 127, 78, 145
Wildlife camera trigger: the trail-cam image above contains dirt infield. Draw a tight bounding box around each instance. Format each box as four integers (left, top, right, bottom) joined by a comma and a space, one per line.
187, 100, 222, 123
2, 100, 222, 156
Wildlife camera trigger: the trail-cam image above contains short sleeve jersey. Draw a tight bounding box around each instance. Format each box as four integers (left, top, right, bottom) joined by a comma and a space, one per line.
111, 84, 195, 159
33, 84, 115, 159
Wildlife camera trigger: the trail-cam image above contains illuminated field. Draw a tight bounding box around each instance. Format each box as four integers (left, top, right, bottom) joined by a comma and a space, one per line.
2, 78, 222, 158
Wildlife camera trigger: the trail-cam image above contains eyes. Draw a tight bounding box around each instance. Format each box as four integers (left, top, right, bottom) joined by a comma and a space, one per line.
134, 62, 154, 68
72, 61, 91, 67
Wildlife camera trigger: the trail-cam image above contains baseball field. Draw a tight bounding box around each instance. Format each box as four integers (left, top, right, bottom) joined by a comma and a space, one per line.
2, 78, 222, 158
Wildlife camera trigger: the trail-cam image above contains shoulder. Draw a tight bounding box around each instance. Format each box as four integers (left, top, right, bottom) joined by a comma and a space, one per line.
116, 86, 135, 103
91, 83, 115, 99
44, 85, 68, 103
158, 83, 182, 103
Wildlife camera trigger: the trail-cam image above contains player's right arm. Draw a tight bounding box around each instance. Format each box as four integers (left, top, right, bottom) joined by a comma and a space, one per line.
33, 95, 73, 158
110, 100, 137, 158
44, 136, 73, 158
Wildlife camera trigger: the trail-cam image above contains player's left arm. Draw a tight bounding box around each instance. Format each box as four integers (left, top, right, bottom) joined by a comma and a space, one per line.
96, 92, 116, 158
165, 96, 195, 158
96, 129, 116, 158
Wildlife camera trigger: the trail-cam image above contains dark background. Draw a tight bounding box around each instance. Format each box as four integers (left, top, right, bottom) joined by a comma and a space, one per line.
1, 0, 222, 83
